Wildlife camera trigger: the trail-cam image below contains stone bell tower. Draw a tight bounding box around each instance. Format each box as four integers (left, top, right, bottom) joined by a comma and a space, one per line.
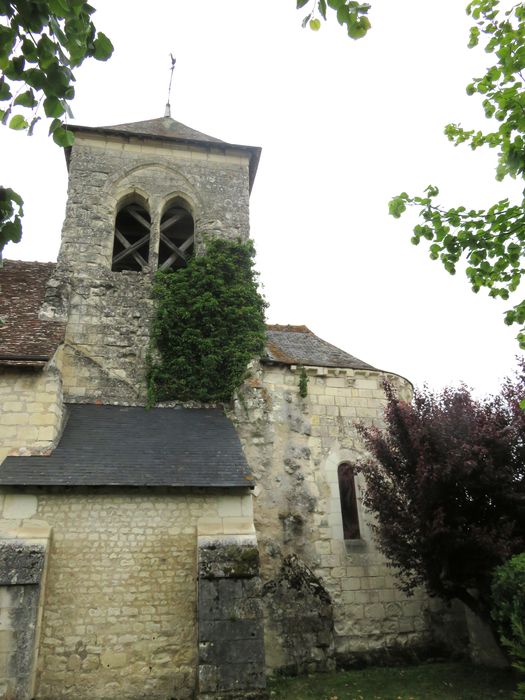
43, 116, 261, 404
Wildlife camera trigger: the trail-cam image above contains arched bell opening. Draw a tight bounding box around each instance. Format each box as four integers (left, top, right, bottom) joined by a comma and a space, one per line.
158, 199, 194, 271
112, 196, 151, 272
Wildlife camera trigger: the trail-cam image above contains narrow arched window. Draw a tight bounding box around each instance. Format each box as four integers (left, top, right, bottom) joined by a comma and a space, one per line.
112, 200, 151, 272
338, 463, 360, 540
158, 203, 194, 271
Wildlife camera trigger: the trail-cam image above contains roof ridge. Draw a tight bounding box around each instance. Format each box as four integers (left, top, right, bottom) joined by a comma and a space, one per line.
266, 324, 312, 334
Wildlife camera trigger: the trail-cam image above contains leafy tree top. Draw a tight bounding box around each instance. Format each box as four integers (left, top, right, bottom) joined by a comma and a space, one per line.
0, 0, 113, 251
357, 364, 525, 623
389, 0, 525, 349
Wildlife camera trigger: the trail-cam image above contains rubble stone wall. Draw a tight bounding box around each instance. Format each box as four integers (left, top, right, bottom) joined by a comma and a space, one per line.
233, 362, 434, 671
41, 135, 252, 404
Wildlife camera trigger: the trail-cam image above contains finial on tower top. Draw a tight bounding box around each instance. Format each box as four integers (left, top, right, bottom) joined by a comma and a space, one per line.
165, 54, 176, 118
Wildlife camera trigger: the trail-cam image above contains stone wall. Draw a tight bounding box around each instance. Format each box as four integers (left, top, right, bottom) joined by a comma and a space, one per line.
233, 362, 434, 670
58, 136, 252, 272
0, 489, 255, 700
0, 360, 64, 464
0, 519, 51, 700
39, 134, 253, 404
197, 534, 266, 699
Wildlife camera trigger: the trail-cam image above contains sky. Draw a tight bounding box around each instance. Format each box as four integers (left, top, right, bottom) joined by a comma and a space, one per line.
1, 0, 524, 395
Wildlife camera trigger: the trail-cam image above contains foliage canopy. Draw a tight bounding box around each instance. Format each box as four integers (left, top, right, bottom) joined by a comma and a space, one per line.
389, 0, 525, 348
296, 0, 371, 39
357, 366, 525, 623
0, 0, 113, 250
146, 238, 267, 405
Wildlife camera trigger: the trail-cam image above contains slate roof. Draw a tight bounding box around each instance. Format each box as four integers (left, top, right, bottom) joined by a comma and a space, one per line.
97, 116, 226, 144
0, 260, 64, 367
264, 325, 376, 371
0, 404, 252, 488
68, 116, 262, 190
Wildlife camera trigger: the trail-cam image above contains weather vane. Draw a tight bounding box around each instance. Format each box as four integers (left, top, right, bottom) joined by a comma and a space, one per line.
165, 54, 176, 118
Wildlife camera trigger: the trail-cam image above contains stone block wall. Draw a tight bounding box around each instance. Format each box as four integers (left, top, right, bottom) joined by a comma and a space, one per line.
58, 270, 154, 404
197, 534, 266, 699
0, 361, 64, 464
233, 362, 433, 669
58, 136, 252, 272
0, 489, 255, 700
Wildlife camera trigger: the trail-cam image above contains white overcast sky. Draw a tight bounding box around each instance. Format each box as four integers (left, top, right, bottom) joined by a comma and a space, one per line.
1, 0, 523, 395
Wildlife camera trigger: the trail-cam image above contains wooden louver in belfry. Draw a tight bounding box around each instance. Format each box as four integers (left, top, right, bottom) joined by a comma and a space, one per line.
112, 203, 152, 272
158, 206, 194, 271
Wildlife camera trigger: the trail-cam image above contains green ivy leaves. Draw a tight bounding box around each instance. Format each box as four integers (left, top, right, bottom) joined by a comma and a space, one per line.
147, 239, 268, 405
0, 0, 113, 251
297, 0, 371, 39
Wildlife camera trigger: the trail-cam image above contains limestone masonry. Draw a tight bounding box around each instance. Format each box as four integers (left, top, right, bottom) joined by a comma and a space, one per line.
0, 115, 460, 699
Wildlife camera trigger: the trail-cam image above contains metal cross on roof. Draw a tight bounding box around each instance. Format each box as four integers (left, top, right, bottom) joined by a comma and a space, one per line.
164, 54, 176, 118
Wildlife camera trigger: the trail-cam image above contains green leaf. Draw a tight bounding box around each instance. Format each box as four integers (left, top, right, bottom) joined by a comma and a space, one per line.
337, 5, 350, 24
318, 0, 327, 20
21, 38, 38, 63
92, 32, 113, 61
9, 114, 28, 130
0, 80, 11, 101
48, 117, 62, 135
44, 95, 65, 118
297, 0, 310, 7
0, 219, 23, 247
13, 89, 36, 108
48, 0, 73, 14
52, 126, 75, 147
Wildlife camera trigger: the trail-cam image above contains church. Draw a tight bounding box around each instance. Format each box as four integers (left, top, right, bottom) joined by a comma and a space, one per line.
0, 114, 438, 699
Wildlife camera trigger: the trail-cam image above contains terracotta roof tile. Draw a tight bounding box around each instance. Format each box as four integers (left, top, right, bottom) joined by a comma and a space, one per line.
0, 260, 65, 366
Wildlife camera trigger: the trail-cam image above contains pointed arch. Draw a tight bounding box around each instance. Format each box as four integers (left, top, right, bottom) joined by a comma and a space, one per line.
158, 196, 195, 271
111, 193, 151, 272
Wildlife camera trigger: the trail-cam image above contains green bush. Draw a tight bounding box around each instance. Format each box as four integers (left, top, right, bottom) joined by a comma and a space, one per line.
492, 553, 525, 698
147, 237, 267, 405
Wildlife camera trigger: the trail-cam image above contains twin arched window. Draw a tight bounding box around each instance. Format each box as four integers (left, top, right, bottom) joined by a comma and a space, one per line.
111, 198, 194, 272
337, 462, 361, 540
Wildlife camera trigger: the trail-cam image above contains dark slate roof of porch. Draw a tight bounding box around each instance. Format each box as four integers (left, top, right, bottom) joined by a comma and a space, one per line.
0, 404, 252, 488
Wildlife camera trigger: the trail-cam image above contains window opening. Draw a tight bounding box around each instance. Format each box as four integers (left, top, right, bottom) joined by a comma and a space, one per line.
158, 205, 194, 271
112, 203, 151, 272
338, 462, 361, 540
